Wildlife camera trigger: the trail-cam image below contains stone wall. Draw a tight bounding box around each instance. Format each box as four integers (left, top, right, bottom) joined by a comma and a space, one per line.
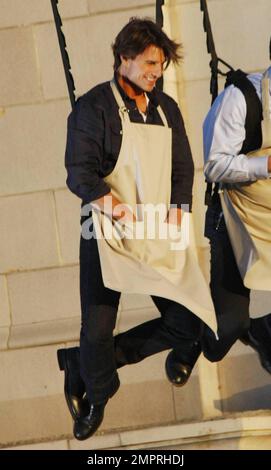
0, 0, 270, 448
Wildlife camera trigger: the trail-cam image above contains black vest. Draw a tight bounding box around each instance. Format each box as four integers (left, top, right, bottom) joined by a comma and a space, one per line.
224, 69, 263, 154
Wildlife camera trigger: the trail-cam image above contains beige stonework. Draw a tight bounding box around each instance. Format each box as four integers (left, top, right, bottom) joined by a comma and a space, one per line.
204, 0, 271, 74
88, 0, 155, 15
0, 27, 42, 107
182, 79, 210, 170
0, 328, 9, 350
59, 0, 89, 18
0, 345, 63, 401
0, 276, 10, 328
218, 347, 271, 413
34, 23, 69, 101
102, 380, 175, 431
1, 0, 271, 450
4, 440, 69, 450
0, 192, 60, 273
0, 395, 71, 447
0, 102, 69, 196
9, 317, 80, 350
0, 0, 88, 29
173, 374, 203, 422
118, 350, 168, 385
8, 266, 80, 325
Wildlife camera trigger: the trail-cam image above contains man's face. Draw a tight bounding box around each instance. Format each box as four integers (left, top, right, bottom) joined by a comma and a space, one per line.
121, 45, 166, 92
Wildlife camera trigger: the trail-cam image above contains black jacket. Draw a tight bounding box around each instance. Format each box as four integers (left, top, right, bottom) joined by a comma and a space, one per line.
65, 78, 194, 209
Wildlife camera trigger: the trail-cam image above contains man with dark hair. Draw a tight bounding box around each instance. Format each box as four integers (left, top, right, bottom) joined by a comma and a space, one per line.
57, 17, 216, 441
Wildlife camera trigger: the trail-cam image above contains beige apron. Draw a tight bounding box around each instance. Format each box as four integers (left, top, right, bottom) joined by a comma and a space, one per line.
220, 72, 271, 290
92, 80, 217, 333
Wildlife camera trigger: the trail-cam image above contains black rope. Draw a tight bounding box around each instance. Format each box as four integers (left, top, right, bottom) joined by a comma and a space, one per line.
50, 0, 76, 109
200, 0, 234, 205
156, 0, 164, 91
200, 0, 233, 104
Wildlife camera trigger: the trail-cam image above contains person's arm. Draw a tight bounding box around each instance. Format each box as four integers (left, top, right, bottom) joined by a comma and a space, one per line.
65, 96, 111, 202
203, 85, 270, 183
65, 94, 136, 221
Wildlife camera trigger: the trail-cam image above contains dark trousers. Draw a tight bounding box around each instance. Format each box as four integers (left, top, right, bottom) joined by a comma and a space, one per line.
80, 235, 202, 404
201, 202, 251, 361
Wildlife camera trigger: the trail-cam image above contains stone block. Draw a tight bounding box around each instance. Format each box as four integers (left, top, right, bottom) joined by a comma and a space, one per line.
218, 353, 271, 413
88, 0, 155, 14
70, 433, 121, 450
0, 192, 59, 273
167, 2, 210, 82
183, 79, 209, 170
101, 380, 174, 431
54, 189, 81, 264
168, 0, 271, 82
4, 440, 68, 450
0, 395, 71, 447
158, 435, 271, 451
34, 23, 69, 101
0, 328, 9, 350
203, 0, 271, 75
0, 101, 69, 196
9, 317, 80, 349
58, 0, 89, 18
0, 0, 88, 29
0, 344, 75, 446
118, 350, 168, 385
0, 276, 10, 327
174, 370, 203, 422
0, 345, 64, 401
0, 28, 42, 106
8, 266, 80, 325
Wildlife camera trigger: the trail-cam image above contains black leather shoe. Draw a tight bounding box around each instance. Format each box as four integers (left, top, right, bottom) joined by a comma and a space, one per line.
73, 402, 106, 441
240, 317, 271, 374
57, 347, 90, 420
165, 343, 201, 387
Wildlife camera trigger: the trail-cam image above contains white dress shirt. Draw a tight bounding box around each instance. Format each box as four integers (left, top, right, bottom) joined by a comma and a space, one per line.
203, 66, 271, 183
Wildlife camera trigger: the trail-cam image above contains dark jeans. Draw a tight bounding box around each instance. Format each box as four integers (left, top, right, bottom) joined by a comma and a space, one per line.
80, 234, 202, 404
201, 202, 251, 361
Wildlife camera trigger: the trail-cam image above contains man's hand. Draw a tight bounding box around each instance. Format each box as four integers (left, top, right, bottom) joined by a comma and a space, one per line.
91, 193, 136, 222
166, 207, 182, 226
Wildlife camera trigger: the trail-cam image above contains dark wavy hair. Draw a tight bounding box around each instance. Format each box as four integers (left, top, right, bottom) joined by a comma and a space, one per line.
112, 17, 182, 71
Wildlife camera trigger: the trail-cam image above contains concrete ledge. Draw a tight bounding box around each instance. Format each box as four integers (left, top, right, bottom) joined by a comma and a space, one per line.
4, 412, 271, 450
71, 412, 271, 450
8, 317, 80, 349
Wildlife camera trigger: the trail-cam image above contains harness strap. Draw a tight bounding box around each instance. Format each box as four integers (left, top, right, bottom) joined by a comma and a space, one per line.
50, 0, 76, 109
